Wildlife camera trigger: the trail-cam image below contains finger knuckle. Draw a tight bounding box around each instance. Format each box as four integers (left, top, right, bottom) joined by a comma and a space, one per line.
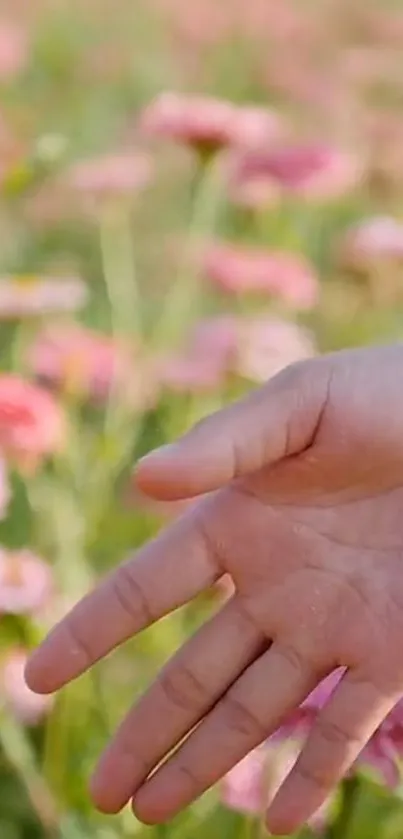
276, 641, 308, 678
194, 510, 226, 574
158, 663, 210, 713
234, 596, 265, 640
316, 715, 356, 749
274, 359, 309, 391
112, 738, 150, 781
172, 762, 201, 794
111, 564, 153, 627
229, 434, 247, 480
64, 617, 93, 668
222, 693, 267, 740
296, 755, 334, 792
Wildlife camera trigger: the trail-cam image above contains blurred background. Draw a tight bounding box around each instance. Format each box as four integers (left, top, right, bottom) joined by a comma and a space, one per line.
1, 0, 403, 837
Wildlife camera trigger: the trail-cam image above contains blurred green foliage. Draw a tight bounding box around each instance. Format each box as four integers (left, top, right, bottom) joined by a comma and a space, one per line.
1, 1, 403, 838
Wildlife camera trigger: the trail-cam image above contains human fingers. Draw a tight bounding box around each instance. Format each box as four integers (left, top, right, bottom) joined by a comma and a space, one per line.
90, 596, 265, 813
25, 503, 221, 694
267, 670, 399, 835
136, 360, 331, 501
131, 636, 319, 824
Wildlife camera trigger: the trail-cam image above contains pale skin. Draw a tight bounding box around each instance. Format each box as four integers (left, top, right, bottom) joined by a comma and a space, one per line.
25, 344, 403, 835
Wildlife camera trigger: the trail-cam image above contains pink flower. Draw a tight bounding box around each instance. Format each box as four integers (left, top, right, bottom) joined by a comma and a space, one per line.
0, 549, 53, 614
241, 0, 315, 43
139, 92, 233, 155
364, 111, 403, 191
190, 315, 239, 366
229, 106, 285, 150
225, 160, 280, 210
280, 670, 403, 788
29, 325, 157, 408
265, 56, 350, 126
365, 10, 403, 47
236, 317, 316, 383
0, 275, 88, 319
340, 47, 400, 88
340, 216, 403, 271
0, 376, 64, 470
158, 356, 224, 394
291, 669, 344, 721
66, 152, 152, 199
2, 649, 52, 725
229, 143, 363, 206
222, 746, 269, 815
222, 740, 329, 830
157, 315, 316, 391
139, 92, 283, 156
0, 22, 28, 81
223, 671, 403, 829
150, 0, 230, 50
204, 242, 319, 309
157, 316, 239, 394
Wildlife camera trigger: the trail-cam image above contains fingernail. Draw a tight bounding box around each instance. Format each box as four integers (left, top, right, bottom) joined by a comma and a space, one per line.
136, 443, 179, 468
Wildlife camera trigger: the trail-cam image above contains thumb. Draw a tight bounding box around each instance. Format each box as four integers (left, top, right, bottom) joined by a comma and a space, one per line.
136, 359, 331, 500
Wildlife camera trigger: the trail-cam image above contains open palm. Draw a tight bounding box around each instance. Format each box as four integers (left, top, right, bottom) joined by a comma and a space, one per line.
26, 345, 403, 835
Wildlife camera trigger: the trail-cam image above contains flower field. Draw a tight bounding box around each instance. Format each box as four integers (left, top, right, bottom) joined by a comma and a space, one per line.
2, 1, 403, 837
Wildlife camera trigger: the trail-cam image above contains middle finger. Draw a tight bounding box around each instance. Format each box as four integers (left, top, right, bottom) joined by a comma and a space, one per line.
132, 636, 321, 824
91, 596, 265, 813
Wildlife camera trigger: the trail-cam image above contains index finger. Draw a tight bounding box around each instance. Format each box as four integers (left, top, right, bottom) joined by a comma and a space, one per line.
25, 500, 221, 695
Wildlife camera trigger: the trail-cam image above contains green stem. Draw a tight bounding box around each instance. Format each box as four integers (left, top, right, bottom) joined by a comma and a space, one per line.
326, 775, 360, 839
152, 153, 225, 351
244, 816, 263, 839
155, 824, 171, 839
99, 203, 141, 339
99, 203, 142, 438
0, 713, 59, 836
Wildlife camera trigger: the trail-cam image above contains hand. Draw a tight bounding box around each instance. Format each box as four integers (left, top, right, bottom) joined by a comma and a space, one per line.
25, 344, 403, 835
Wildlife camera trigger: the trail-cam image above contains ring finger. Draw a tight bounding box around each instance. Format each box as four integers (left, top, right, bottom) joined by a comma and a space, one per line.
91, 595, 265, 813
132, 636, 320, 824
